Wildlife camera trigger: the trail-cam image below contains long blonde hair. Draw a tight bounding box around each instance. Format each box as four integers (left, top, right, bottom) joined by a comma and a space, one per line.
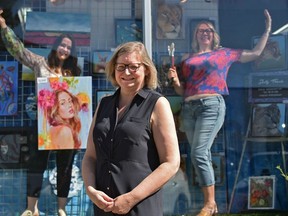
191, 20, 221, 53
105, 41, 158, 89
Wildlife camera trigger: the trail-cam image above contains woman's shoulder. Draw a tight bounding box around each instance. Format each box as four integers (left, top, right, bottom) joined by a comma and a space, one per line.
50, 125, 72, 137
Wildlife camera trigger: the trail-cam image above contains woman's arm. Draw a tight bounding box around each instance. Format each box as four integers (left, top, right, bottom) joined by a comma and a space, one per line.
110, 97, 180, 214
240, 9, 272, 63
0, 9, 43, 70
168, 67, 185, 96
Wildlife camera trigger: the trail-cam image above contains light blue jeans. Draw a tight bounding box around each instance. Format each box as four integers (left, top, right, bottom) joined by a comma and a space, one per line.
181, 95, 225, 187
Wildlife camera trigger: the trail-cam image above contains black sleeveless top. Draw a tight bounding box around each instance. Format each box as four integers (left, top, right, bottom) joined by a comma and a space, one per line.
93, 88, 163, 216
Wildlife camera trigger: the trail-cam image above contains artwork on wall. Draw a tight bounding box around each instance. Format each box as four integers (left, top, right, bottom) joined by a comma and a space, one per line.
25, 11, 91, 46
251, 103, 286, 137
252, 34, 287, 71
92, 50, 113, 75
248, 176, 275, 209
0, 61, 18, 116
22, 48, 84, 81
37, 76, 92, 150
0, 127, 36, 169
156, 3, 184, 39
115, 19, 143, 45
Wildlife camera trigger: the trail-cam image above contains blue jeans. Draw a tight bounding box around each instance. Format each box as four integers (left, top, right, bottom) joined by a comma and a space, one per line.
181, 95, 225, 187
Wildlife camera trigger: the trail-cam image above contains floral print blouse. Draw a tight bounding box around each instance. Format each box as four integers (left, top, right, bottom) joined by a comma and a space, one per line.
181, 47, 242, 98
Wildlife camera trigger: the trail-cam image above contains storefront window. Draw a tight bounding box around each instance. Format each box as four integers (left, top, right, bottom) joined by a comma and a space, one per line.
0, 0, 288, 215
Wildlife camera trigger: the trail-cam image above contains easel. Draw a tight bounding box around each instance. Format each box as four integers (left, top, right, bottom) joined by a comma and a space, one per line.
228, 106, 288, 213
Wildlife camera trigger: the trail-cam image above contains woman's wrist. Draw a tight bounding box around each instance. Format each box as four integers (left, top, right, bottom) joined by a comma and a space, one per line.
172, 78, 181, 87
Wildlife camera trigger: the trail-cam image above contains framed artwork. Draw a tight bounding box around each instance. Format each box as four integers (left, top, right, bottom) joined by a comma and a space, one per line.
252, 34, 287, 71
0, 61, 18, 116
158, 53, 183, 88
192, 154, 224, 186
248, 71, 288, 103
165, 95, 187, 143
115, 19, 143, 45
96, 90, 115, 106
0, 127, 36, 169
156, 3, 184, 39
251, 103, 286, 137
248, 176, 276, 209
37, 76, 92, 150
25, 12, 91, 46
92, 51, 113, 75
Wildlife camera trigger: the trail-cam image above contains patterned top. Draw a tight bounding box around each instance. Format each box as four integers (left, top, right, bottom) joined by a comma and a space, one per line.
1, 27, 60, 78
181, 48, 242, 98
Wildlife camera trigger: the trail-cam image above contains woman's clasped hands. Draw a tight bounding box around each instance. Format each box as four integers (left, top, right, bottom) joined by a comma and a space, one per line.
87, 186, 136, 214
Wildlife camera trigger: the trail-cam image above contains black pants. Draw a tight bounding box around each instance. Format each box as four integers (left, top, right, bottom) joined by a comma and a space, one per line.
26, 130, 76, 198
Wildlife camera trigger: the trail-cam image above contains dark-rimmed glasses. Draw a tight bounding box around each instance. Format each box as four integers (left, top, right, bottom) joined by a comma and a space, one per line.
197, 28, 214, 34
115, 63, 142, 72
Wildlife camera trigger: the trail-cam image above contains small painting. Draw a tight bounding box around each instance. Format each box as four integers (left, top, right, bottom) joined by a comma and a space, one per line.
156, 3, 184, 39
37, 76, 92, 150
25, 11, 91, 46
248, 176, 275, 209
251, 103, 285, 137
115, 19, 143, 45
92, 51, 113, 75
252, 34, 287, 71
0, 61, 18, 116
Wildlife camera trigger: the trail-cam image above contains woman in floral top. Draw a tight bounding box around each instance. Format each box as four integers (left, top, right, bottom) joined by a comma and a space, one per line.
168, 9, 272, 216
0, 9, 80, 216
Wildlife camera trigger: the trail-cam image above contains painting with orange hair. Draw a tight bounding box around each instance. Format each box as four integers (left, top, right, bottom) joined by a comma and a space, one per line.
37, 76, 92, 150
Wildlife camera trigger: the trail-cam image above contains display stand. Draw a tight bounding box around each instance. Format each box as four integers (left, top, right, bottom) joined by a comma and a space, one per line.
228, 117, 288, 213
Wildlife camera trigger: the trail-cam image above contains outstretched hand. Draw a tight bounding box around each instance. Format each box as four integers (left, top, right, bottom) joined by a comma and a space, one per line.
0, 9, 7, 29
264, 9, 272, 33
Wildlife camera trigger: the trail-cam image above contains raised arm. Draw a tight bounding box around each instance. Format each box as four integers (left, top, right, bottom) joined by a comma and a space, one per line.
0, 9, 43, 69
240, 9, 272, 63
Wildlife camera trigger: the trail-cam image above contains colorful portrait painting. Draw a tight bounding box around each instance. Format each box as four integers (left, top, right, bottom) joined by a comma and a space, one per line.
37, 76, 92, 150
0, 61, 18, 116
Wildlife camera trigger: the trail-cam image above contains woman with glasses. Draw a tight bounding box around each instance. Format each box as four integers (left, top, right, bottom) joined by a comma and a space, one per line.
82, 41, 180, 216
168, 9, 271, 216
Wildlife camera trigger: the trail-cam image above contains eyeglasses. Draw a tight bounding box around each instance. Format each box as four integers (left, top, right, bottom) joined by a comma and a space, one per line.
197, 28, 214, 34
115, 63, 142, 72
